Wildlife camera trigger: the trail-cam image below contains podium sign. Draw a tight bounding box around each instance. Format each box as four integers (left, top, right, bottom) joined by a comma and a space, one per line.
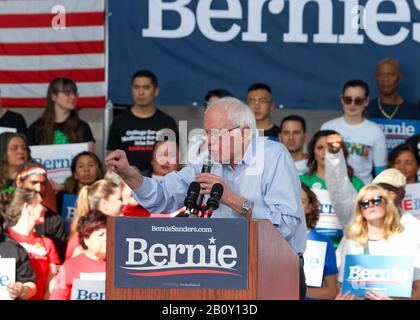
114, 217, 248, 290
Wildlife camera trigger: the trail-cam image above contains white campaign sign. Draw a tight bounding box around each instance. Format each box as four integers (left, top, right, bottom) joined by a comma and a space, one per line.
29, 143, 89, 183
303, 240, 327, 288
70, 279, 105, 300
0, 258, 16, 300
401, 183, 420, 219
313, 189, 342, 230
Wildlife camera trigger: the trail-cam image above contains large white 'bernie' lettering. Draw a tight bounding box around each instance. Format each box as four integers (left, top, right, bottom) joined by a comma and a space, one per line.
124, 238, 238, 270
142, 0, 420, 45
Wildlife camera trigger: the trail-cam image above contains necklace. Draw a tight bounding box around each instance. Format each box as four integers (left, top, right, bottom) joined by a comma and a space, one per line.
377, 98, 401, 120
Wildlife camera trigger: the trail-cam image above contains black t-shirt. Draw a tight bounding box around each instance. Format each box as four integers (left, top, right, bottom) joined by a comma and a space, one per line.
107, 108, 178, 172
28, 118, 95, 145
0, 234, 36, 283
35, 209, 67, 263
367, 98, 420, 120
0, 110, 28, 136
263, 124, 281, 140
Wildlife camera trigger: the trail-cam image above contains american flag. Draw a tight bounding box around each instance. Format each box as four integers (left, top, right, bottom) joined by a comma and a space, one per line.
0, 0, 106, 108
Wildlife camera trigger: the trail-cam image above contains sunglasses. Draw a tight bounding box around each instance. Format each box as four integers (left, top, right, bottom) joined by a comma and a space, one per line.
358, 196, 383, 210
342, 96, 366, 106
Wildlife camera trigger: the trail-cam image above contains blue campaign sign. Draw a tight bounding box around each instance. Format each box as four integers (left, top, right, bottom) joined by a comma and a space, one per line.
342, 255, 414, 298
60, 194, 78, 237
370, 118, 420, 152
114, 217, 248, 289
108, 1, 420, 109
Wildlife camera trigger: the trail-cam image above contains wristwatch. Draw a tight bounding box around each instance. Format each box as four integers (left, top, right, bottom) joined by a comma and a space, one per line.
241, 199, 253, 219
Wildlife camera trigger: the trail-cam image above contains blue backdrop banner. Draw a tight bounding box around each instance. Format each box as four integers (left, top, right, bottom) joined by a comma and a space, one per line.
108, 0, 420, 109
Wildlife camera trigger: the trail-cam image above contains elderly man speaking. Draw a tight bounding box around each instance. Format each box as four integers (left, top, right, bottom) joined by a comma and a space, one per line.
106, 97, 307, 297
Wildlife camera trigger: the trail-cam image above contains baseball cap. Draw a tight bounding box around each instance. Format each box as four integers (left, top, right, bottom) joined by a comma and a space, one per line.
372, 168, 406, 188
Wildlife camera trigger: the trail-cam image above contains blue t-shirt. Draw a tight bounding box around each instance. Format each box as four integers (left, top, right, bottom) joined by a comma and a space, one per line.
305, 229, 338, 300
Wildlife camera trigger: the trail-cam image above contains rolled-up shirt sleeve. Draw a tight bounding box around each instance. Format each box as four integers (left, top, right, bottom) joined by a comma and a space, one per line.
276, 215, 301, 241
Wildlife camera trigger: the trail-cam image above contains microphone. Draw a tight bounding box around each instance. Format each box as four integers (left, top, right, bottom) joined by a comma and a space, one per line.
205, 183, 224, 215
194, 156, 212, 215
183, 181, 201, 216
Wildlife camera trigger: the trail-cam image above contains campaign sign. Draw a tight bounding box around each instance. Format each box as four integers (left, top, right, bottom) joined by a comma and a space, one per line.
401, 183, 420, 219
29, 143, 89, 183
61, 194, 78, 236
312, 189, 343, 239
0, 258, 16, 300
342, 255, 414, 298
370, 118, 420, 152
71, 279, 105, 300
304, 240, 327, 288
114, 217, 248, 289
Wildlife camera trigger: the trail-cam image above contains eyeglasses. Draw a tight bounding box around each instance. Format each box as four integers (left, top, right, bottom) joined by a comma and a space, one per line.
205, 126, 241, 138
60, 90, 79, 97
358, 196, 384, 210
342, 96, 366, 106
247, 98, 272, 106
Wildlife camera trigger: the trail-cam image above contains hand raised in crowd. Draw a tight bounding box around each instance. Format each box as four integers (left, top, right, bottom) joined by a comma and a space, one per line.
326, 133, 345, 154
105, 150, 143, 189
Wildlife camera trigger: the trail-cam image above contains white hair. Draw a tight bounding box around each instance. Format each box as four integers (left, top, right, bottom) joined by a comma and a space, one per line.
205, 97, 257, 134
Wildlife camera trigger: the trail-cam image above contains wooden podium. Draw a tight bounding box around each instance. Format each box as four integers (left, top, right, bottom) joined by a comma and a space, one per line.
106, 217, 299, 300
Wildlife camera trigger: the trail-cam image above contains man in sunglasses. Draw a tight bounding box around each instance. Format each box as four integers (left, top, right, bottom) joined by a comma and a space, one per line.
321, 79, 387, 184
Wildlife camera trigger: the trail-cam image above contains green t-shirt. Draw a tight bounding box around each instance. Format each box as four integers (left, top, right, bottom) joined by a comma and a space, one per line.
300, 173, 364, 192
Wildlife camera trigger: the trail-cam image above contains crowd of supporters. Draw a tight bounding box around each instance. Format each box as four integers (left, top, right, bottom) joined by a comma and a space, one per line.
0, 58, 419, 300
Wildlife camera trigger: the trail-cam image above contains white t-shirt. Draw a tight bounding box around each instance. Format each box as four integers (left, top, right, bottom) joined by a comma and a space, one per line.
294, 159, 308, 176
321, 117, 387, 183
336, 230, 420, 284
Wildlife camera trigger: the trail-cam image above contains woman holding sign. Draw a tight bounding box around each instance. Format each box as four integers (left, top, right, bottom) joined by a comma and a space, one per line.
49, 210, 107, 300
301, 184, 338, 300
336, 184, 420, 300
27, 78, 96, 193
3, 188, 60, 300
0, 209, 37, 300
